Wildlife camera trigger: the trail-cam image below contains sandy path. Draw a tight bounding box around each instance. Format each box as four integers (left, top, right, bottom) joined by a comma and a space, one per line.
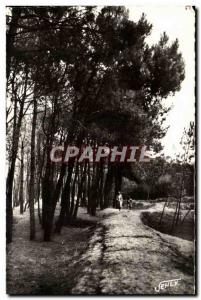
73, 208, 195, 295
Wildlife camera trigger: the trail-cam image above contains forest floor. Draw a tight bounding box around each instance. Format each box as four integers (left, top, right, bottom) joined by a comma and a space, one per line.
7, 203, 195, 295
7, 207, 98, 295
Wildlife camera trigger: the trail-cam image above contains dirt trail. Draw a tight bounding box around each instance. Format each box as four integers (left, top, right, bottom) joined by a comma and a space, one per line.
73, 208, 195, 295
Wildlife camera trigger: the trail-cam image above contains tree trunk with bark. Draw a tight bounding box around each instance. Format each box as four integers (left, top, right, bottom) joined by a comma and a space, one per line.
73, 162, 87, 218
69, 162, 79, 216
29, 95, 37, 240
19, 140, 24, 214
99, 161, 104, 210
6, 68, 28, 243
55, 161, 75, 234
103, 163, 114, 208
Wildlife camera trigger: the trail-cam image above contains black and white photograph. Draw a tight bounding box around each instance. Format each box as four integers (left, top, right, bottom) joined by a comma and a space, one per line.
5, 4, 196, 295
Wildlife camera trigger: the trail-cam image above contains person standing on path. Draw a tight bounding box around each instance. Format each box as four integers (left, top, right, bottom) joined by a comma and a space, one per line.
116, 191, 123, 211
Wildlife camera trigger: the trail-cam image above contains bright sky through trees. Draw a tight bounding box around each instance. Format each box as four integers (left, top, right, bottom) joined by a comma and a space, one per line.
128, 6, 195, 157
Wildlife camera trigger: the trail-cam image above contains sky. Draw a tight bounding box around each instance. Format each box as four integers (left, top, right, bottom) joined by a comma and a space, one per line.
127, 6, 195, 158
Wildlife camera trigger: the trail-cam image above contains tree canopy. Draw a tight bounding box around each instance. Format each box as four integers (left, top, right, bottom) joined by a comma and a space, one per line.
6, 6, 185, 243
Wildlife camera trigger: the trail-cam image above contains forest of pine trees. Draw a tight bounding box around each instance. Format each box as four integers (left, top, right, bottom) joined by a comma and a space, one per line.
6, 6, 186, 244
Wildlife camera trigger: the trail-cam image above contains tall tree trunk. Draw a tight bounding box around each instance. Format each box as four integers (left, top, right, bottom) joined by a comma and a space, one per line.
99, 161, 104, 210
113, 164, 122, 208
19, 140, 24, 214
73, 162, 87, 218
69, 162, 79, 216
29, 95, 37, 240
87, 164, 100, 216
55, 161, 75, 234
13, 176, 20, 207
103, 163, 114, 208
36, 133, 44, 225
43, 118, 77, 240
87, 162, 91, 213
42, 140, 53, 237
6, 68, 28, 243
24, 151, 30, 211
91, 165, 99, 216
80, 160, 87, 208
